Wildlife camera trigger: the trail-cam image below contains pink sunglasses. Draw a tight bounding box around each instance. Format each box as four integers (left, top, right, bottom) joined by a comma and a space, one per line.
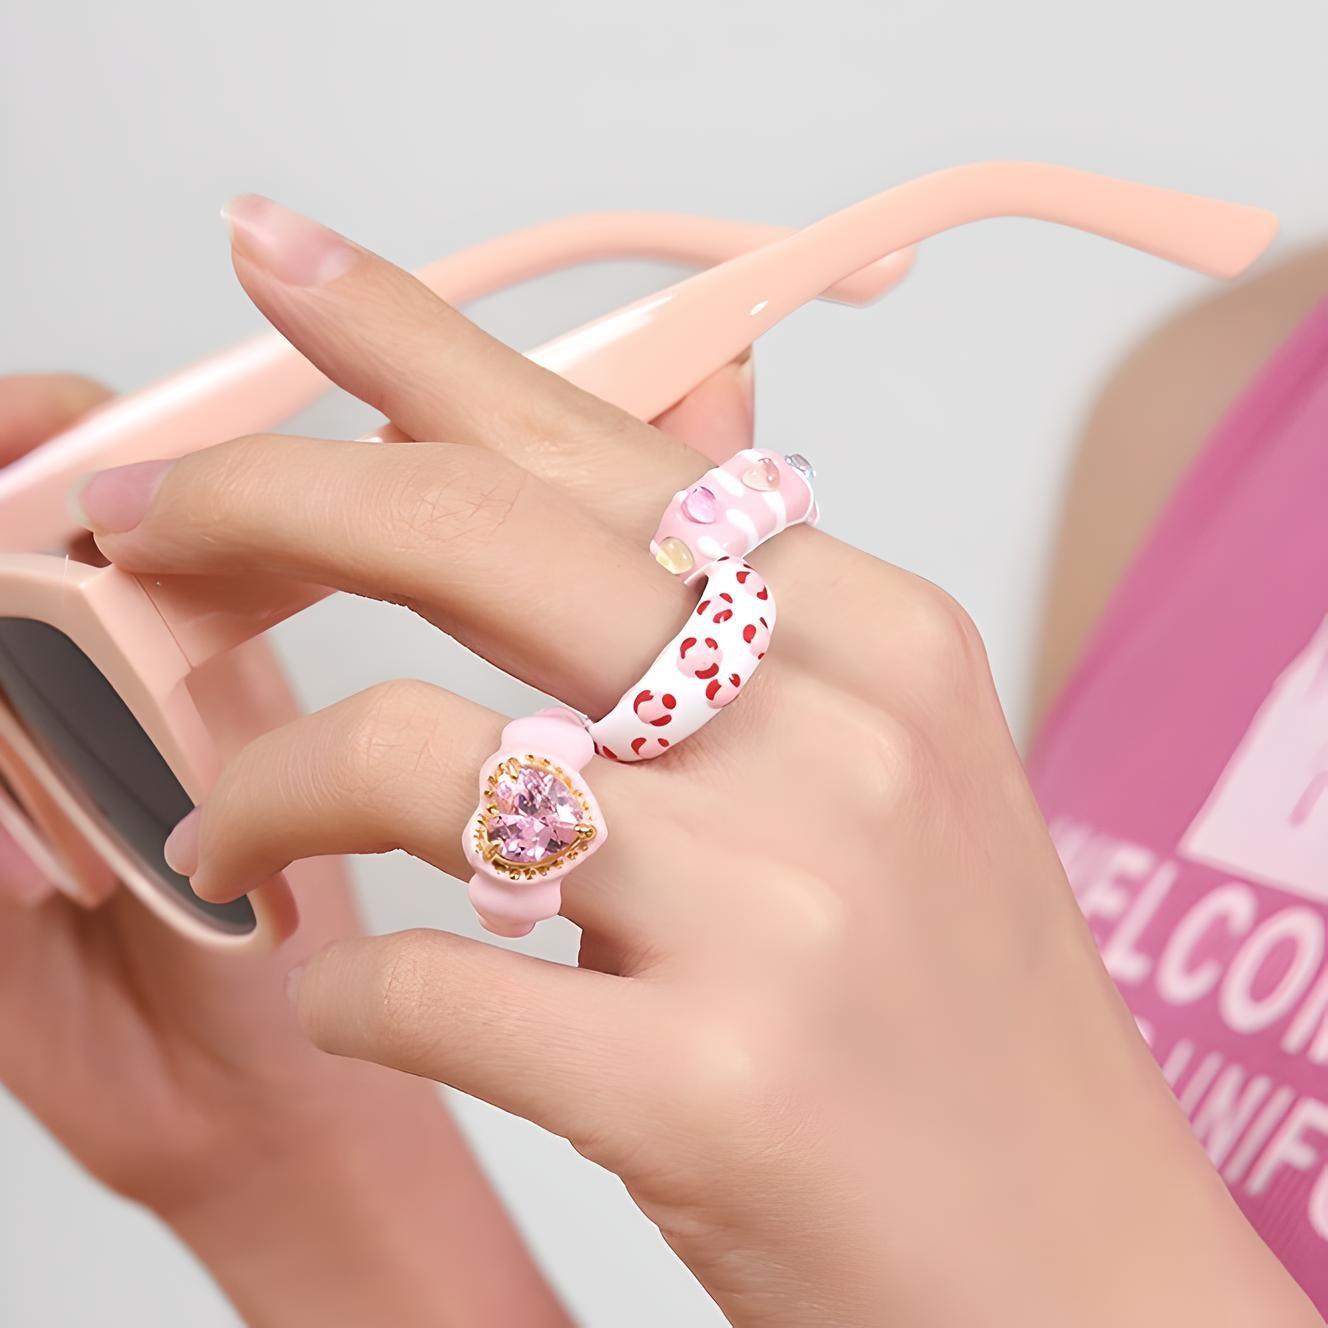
0, 162, 1275, 950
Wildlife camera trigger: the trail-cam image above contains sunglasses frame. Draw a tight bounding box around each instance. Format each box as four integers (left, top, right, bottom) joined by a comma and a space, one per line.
0, 162, 1277, 950
0, 554, 305, 941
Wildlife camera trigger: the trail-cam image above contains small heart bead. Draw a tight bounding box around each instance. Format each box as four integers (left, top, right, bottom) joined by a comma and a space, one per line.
654, 536, 695, 576
681, 484, 720, 523
741, 457, 781, 491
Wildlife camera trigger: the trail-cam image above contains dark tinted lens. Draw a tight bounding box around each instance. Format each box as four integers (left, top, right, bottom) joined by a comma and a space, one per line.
0, 617, 254, 933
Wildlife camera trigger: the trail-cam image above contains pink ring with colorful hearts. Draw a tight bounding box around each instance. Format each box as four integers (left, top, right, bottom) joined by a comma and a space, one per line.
650, 448, 817, 584
585, 555, 775, 763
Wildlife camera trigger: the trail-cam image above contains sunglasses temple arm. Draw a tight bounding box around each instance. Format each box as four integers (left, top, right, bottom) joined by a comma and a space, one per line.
536, 160, 1278, 420
427, 212, 911, 308
0, 215, 909, 555
142, 162, 1278, 668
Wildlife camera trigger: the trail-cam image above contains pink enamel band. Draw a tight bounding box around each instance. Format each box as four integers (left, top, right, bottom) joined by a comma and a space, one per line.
586, 556, 774, 762
462, 708, 607, 937
651, 448, 817, 582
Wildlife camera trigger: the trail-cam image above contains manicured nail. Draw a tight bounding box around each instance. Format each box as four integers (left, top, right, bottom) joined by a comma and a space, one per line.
222, 194, 358, 287
163, 807, 202, 877
70, 458, 172, 533
285, 963, 305, 1006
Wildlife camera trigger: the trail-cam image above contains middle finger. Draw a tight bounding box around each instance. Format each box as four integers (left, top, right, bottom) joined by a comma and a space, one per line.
167, 678, 673, 946
79, 435, 692, 722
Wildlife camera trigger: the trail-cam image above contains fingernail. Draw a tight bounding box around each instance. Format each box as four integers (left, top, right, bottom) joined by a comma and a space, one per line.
222, 194, 358, 287
70, 458, 172, 533
285, 963, 305, 1006
163, 807, 201, 877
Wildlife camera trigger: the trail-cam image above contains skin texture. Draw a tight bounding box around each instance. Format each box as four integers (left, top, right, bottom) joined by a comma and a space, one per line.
69, 200, 1323, 1326
0, 378, 570, 1328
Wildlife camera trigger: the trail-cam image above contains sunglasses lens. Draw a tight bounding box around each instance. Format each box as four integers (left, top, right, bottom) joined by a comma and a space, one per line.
0, 617, 255, 933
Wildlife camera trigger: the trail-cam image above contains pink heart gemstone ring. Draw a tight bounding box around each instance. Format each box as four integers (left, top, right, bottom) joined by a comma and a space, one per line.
462, 707, 608, 937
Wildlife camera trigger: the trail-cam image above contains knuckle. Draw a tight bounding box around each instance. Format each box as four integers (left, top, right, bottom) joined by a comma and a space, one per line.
355, 677, 442, 730
888, 579, 993, 724
173, 433, 283, 528
373, 445, 528, 552
361, 931, 451, 1066
668, 1008, 802, 1147
758, 864, 851, 956
336, 680, 446, 796
676, 1019, 764, 1113
814, 710, 923, 830
857, 711, 926, 817
900, 579, 985, 674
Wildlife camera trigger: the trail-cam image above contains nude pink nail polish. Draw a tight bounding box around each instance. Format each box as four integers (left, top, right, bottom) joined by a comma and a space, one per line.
222, 194, 359, 287
70, 458, 172, 533
163, 807, 202, 877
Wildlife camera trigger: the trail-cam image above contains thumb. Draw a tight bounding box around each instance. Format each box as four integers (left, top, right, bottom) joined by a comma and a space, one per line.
291, 928, 650, 1150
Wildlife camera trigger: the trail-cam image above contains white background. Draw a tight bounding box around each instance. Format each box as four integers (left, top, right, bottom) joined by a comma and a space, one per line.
1, 1, 1326, 1323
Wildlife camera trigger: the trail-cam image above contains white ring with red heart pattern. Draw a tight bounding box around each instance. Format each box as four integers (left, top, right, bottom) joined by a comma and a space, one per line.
583, 555, 775, 762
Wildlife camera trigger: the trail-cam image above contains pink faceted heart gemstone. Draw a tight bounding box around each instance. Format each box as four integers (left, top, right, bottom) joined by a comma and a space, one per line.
486, 763, 584, 864
681, 483, 720, 524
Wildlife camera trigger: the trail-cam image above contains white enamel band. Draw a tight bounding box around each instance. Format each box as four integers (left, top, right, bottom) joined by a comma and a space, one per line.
585, 556, 774, 762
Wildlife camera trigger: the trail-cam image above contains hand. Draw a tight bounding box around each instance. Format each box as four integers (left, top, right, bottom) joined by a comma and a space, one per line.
0, 375, 566, 1327
78, 199, 1321, 1327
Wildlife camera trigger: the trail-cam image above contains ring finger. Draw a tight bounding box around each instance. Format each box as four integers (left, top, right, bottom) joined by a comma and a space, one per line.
166, 678, 677, 948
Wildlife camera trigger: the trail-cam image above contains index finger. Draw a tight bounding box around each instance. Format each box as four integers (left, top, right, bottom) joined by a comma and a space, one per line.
223, 195, 700, 534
